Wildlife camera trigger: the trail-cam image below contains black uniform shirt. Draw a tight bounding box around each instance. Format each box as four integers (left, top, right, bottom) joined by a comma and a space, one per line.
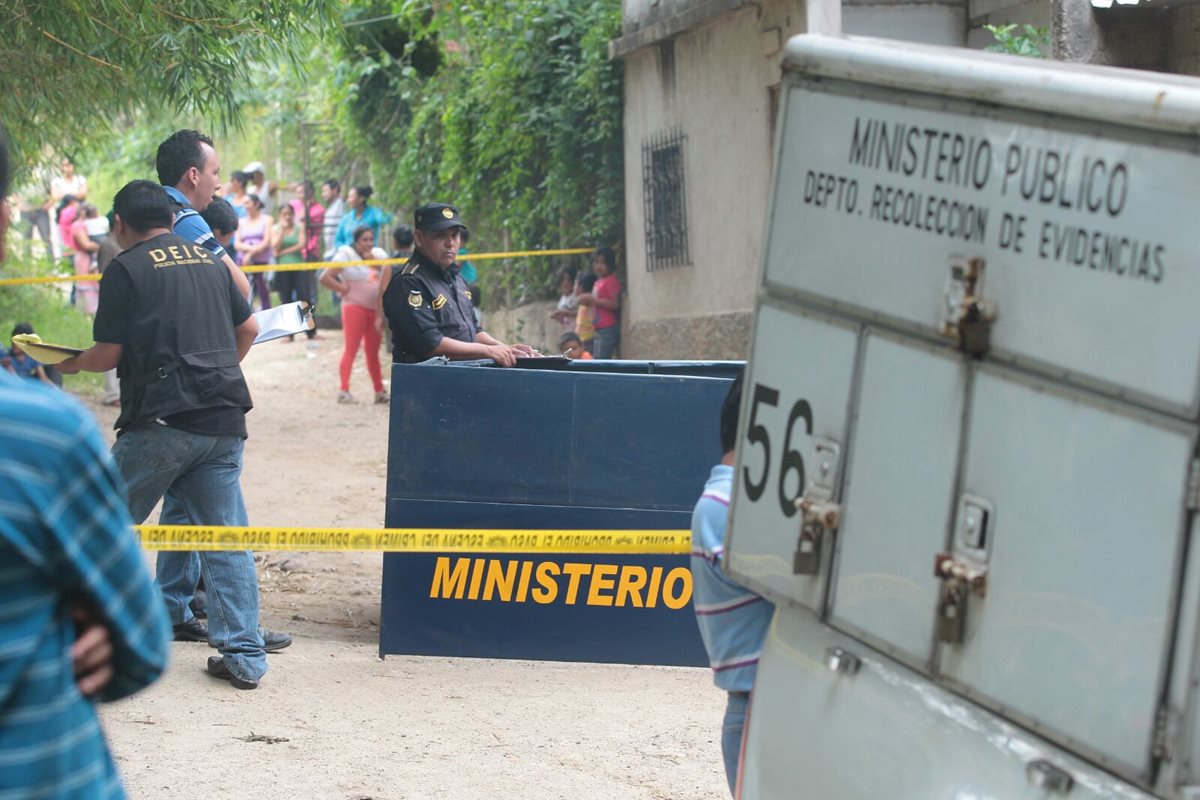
382, 248, 480, 363
94, 233, 252, 437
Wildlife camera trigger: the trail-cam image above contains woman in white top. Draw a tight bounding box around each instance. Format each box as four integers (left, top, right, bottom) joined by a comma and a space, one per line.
320, 225, 389, 404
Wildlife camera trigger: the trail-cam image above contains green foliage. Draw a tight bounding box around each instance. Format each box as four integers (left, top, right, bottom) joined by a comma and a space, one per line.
335, 0, 624, 305
0, 245, 100, 394
984, 24, 1051, 58
0, 0, 339, 168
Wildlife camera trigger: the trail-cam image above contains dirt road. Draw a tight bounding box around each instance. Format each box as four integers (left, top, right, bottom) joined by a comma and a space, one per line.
88, 332, 727, 800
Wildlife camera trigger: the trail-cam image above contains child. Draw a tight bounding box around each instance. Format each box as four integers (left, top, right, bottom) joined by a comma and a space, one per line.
574, 272, 596, 354
577, 247, 620, 359
549, 267, 578, 334
559, 332, 593, 359
4, 323, 57, 387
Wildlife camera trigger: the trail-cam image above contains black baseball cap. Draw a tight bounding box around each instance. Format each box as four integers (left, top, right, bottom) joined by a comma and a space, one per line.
414, 203, 468, 233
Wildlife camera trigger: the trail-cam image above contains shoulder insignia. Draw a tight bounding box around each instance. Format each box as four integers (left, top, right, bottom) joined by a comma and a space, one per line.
408, 290, 423, 308
432, 294, 447, 310
401, 262, 420, 276
464, 289, 473, 301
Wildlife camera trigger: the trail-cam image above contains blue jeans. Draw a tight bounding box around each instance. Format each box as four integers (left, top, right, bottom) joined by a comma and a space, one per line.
722, 691, 749, 797
157, 492, 205, 617
112, 426, 266, 682
593, 325, 619, 359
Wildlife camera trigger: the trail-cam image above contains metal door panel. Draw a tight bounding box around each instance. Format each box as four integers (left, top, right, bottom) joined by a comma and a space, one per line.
830, 334, 964, 666
764, 79, 1200, 414
726, 301, 858, 610
941, 370, 1192, 775
741, 609, 1158, 800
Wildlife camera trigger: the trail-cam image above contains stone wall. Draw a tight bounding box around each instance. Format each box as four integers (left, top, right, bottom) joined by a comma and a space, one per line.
484, 299, 563, 354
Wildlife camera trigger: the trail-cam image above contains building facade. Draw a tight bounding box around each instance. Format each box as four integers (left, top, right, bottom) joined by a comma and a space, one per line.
610, 0, 1200, 359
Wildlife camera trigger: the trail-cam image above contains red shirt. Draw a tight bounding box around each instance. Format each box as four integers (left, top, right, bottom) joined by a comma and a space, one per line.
593, 274, 620, 330
289, 200, 325, 258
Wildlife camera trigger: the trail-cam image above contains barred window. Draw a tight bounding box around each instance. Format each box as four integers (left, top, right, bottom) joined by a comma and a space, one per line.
642, 129, 690, 271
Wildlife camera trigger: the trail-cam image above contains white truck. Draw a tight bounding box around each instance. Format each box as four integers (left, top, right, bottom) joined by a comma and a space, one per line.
726, 35, 1200, 799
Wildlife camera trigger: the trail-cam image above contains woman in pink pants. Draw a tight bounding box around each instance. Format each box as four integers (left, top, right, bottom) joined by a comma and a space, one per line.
320, 225, 389, 404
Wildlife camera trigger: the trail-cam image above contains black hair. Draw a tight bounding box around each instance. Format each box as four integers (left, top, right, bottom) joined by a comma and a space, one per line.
352, 225, 374, 243
469, 283, 481, 308
460, 228, 469, 244
230, 170, 248, 186
392, 224, 414, 249
556, 266, 577, 285
719, 373, 744, 455
353, 186, 373, 201
323, 178, 340, 192
245, 193, 263, 209
12, 322, 33, 338
201, 197, 239, 236
112, 180, 174, 232
559, 331, 582, 348
156, 129, 215, 187
594, 246, 616, 272
300, 179, 315, 194
577, 272, 596, 293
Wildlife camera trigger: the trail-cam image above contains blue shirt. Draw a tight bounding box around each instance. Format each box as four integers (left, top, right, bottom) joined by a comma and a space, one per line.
690, 464, 774, 692
4, 348, 42, 379
334, 205, 390, 249
0, 372, 171, 798
162, 186, 228, 261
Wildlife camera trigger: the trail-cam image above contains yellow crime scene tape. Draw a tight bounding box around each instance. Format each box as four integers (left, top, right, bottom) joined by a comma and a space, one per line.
135, 525, 692, 555
0, 248, 595, 286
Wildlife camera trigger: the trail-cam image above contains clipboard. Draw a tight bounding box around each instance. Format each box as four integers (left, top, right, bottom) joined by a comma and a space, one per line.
252, 301, 316, 344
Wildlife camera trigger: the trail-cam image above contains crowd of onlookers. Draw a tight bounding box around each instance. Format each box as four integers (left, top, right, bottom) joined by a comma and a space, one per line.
5, 156, 623, 398
548, 246, 621, 359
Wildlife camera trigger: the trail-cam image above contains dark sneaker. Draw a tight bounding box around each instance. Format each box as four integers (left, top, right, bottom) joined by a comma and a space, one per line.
189, 588, 208, 620
262, 627, 293, 653
172, 619, 208, 643
205, 625, 292, 652
206, 656, 258, 690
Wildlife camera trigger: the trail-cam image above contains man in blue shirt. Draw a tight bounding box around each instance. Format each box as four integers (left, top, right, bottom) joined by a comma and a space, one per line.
0, 127, 171, 798
690, 374, 774, 797
156, 129, 250, 299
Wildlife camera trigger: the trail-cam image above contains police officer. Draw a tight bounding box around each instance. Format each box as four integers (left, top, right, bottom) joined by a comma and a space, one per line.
383, 203, 534, 367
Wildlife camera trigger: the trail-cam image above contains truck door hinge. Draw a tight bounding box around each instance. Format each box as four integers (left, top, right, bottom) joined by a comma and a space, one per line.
1153, 706, 1177, 762
1188, 459, 1200, 511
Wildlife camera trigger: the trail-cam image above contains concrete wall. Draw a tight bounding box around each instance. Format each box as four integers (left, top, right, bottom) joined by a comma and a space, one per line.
485, 299, 562, 355
1168, 5, 1200, 75
844, 1, 967, 46
1052, 1, 1167, 70
619, 0, 810, 359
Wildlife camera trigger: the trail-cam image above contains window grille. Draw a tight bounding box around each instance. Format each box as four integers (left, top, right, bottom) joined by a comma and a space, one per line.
641, 128, 690, 271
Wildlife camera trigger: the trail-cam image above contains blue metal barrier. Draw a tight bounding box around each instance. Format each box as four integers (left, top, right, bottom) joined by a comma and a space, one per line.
380, 358, 743, 666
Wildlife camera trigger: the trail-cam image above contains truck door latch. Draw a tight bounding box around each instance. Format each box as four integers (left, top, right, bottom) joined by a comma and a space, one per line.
792, 437, 842, 576
933, 553, 987, 643
940, 256, 996, 358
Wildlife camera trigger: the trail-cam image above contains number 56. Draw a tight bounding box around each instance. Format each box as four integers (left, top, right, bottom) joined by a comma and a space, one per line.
742, 382, 812, 518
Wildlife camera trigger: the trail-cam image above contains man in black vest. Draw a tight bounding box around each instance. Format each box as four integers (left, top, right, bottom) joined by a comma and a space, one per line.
382, 203, 534, 366
60, 180, 268, 690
